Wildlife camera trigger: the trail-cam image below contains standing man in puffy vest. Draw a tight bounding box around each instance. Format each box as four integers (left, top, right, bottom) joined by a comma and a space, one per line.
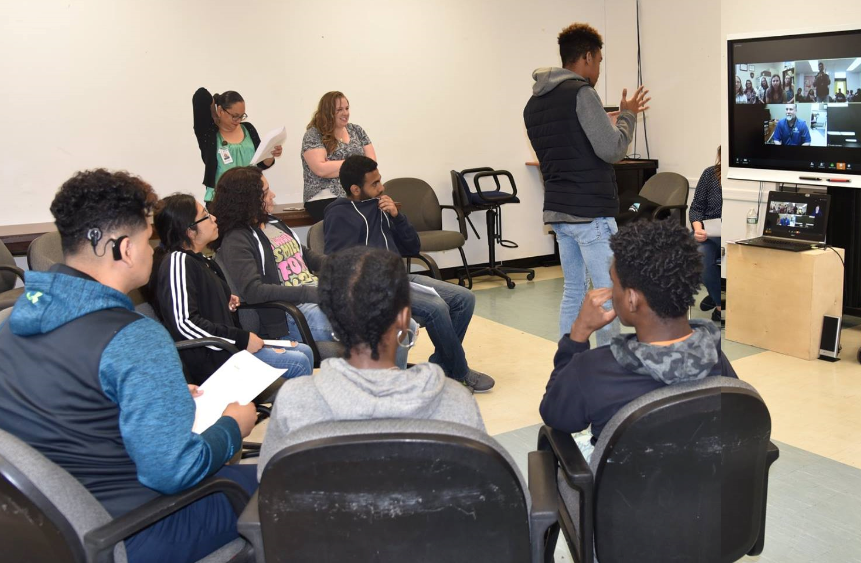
524, 22, 649, 344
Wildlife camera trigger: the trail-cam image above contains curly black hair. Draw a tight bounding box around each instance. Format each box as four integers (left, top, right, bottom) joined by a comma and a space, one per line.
558, 23, 603, 67
50, 168, 157, 255
210, 167, 267, 250
318, 246, 410, 360
339, 155, 378, 194
609, 220, 703, 319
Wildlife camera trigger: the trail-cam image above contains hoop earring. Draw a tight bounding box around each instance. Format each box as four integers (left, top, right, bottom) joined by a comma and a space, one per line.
397, 328, 416, 349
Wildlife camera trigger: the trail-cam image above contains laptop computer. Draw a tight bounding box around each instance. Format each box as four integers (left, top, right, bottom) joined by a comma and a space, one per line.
735, 191, 831, 252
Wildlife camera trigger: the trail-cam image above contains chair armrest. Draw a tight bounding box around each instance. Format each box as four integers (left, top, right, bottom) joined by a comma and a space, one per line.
460, 167, 495, 176
439, 204, 469, 241
528, 450, 559, 563
0, 264, 26, 283
537, 425, 594, 563
83, 477, 251, 563
237, 491, 266, 563
473, 170, 517, 201
749, 440, 781, 557
175, 337, 240, 355
237, 301, 321, 366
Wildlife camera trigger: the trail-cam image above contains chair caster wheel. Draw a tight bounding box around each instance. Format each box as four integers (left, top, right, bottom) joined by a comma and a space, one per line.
526, 272, 535, 281
506, 280, 516, 289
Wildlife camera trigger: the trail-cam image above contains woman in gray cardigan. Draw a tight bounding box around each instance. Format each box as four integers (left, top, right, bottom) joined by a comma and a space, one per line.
257, 247, 485, 477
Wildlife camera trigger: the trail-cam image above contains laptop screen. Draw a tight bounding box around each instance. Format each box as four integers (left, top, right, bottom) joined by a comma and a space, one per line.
762, 191, 831, 243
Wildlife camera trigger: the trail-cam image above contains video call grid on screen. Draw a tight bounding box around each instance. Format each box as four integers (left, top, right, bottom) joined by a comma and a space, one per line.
728, 29, 861, 176
767, 200, 817, 230
762, 194, 829, 240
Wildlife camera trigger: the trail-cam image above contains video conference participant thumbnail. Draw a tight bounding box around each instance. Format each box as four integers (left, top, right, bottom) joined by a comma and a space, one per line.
771, 103, 812, 146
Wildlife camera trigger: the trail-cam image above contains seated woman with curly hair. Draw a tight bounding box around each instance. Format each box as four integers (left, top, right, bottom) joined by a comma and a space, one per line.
256, 246, 486, 474
539, 219, 738, 460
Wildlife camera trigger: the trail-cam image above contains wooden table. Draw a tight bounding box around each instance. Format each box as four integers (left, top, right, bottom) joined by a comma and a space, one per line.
0, 203, 315, 256
725, 243, 845, 360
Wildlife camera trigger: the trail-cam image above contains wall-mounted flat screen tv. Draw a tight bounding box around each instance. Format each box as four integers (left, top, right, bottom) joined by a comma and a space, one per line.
728, 27, 861, 185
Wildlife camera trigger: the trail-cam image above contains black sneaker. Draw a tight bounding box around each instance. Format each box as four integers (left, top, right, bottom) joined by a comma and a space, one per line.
463, 370, 495, 393
700, 296, 716, 311
712, 308, 724, 323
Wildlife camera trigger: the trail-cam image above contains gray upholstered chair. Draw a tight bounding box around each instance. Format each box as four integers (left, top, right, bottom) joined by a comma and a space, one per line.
27, 231, 64, 271
239, 419, 558, 563
0, 427, 253, 563
638, 172, 690, 227
0, 240, 25, 311
538, 377, 779, 563
383, 178, 472, 286
306, 221, 325, 254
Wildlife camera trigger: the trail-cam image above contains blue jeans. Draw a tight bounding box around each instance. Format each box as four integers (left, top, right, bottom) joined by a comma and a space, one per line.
408, 274, 475, 381
699, 236, 722, 307
124, 464, 258, 563
253, 343, 313, 379
284, 303, 410, 369
552, 219, 620, 346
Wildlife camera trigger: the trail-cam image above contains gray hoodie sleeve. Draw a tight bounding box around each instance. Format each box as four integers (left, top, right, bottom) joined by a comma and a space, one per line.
575, 87, 636, 163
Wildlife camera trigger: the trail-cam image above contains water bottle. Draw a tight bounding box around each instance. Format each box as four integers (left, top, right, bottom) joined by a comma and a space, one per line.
746, 208, 758, 239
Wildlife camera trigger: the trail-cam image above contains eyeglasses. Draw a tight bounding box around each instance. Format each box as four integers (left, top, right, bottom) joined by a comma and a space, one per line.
220, 107, 247, 122
189, 212, 211, 228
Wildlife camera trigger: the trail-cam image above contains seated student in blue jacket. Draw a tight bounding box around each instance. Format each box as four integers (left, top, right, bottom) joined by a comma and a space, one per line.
0, 169, 258, 563
323, 155, 495, 393
540, 220, 737, 460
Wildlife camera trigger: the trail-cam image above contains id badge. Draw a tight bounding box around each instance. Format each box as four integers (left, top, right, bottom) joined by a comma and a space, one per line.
218, 147, 233, 164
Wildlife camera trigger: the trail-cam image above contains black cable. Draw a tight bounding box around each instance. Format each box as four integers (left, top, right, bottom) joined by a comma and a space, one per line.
825, 245, 845, 267
635, 0, 650, 159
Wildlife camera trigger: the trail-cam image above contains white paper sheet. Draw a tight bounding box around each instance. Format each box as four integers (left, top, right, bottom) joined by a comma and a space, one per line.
409, 281, 440, 299
262, 339, 297, 348
192, 351, 284, 433
702, 218, 722, 238
248, 126, 287, 166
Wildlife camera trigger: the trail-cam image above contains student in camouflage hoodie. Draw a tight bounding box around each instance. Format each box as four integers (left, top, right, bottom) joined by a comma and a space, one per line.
540, 220, 737, 454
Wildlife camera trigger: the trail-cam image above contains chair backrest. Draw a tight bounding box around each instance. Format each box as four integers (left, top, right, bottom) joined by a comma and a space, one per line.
306, 221, 325, 255
639, 172, 689, 208
588, 377, 771, 563
257, 419, 532, 563
27, 232, 64, 272
383, 178, 443, 232
0, 240, 19, 292
0, 428, 127, 563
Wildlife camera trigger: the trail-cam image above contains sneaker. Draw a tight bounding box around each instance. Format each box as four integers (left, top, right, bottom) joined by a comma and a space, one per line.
712, 308, 724, 323
463, 370, 495, 393
700, 296, 716, 311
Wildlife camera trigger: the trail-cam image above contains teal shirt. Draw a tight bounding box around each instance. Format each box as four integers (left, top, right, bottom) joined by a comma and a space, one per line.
208, 125, 256, 201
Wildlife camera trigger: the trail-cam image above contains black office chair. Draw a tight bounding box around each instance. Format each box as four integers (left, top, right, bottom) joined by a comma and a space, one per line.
239, 419, 558, 563
451, 167, 535, 289
538, 377, 779, 563
617, 172, 690, 228
0, 239, 25, 311
0, 427, 254, 563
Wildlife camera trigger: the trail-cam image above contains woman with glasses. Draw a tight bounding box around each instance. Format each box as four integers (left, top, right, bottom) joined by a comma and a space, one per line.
148, 193, 313, 385
192, 87, 283, 204
301, 91, 376, 221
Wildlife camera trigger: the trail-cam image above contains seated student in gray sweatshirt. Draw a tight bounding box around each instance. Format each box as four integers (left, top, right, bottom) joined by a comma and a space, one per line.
258, 247, 485, 476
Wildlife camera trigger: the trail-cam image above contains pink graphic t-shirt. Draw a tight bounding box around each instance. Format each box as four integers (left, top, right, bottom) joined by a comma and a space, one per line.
262, 224, 318, 287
